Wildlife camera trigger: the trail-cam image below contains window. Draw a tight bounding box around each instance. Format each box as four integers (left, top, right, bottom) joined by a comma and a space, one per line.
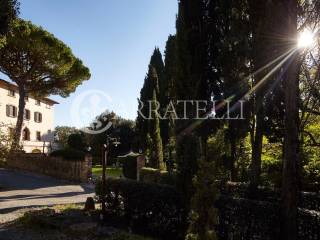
35, 100, 41, 106
36, 131, 41, 141
34, 112, 42, 123
6, 105, 17, 117
24, 109, 30, 120
25, 96, 29, 102
22, 128, 30, 141
8, 89, 15, 97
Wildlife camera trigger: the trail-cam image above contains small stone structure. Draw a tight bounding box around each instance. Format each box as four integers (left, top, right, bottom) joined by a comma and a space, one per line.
136, 155, 146, 181
7, 152, 92, 182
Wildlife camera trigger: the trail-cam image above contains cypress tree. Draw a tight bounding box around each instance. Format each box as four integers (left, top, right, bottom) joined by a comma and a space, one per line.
136, 49, 164, 152
175, 0, 210, 208
137, 64, 164, 170
209, 0, 251, 181
149, 86, 165, 170
162, 35, 177, 153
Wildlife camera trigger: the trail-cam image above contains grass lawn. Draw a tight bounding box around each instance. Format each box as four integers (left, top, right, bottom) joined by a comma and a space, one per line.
92, 165, 123, 178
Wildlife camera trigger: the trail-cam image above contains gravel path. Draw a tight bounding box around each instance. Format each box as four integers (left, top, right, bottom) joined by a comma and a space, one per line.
0, 168, 94, 223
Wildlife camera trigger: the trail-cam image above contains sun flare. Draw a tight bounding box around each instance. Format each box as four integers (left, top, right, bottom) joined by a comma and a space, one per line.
298, 29, 315, 48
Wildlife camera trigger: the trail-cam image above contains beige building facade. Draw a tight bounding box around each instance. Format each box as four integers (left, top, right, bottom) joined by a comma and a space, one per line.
0, 79, 58, 153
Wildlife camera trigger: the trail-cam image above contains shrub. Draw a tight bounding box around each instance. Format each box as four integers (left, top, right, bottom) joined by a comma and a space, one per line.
304, 160, 320, 184
32, 149, 42, 153
112, 233, 154, 240
140, 167, 176, 186
92, 155, 101, 165
67, 133, 85, 150
95, 178, 187, 239
261, 158, 282, 187
16, 209, 57, 229
119, 155, 138, 180
50, 148, 85, 161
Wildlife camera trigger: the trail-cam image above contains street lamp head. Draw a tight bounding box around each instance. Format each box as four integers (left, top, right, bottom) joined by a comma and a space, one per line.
113, 139, 121, 147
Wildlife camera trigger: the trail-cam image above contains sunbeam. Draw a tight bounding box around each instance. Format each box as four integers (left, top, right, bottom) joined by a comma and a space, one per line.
177, 46, 298, 140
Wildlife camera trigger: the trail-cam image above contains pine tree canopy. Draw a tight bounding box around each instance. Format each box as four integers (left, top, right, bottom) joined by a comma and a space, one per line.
0, 19, 91, 98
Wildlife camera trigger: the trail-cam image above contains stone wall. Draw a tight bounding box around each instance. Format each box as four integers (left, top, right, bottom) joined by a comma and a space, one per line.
7, 153, 92, 182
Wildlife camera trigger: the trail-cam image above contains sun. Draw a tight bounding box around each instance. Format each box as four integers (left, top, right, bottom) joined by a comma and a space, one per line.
298, 29, 315, 48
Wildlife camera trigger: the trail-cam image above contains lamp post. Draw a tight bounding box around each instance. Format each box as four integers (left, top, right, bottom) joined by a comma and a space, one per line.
100, 135, 120, 220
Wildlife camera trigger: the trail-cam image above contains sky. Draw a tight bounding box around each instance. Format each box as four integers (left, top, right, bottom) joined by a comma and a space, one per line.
9, 0, 178, 128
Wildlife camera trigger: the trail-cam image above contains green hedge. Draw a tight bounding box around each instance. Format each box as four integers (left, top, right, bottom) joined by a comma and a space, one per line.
95, 178, 187, 239
94, 178, 320, 240
140, 167, 176, 186
50, 148, 86, 161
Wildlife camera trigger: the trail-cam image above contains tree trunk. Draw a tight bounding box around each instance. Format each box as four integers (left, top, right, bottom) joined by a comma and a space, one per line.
281, 1, 299, 239
230, 137, 237, 182
249, 113, 263, 189
248, 0, 268, 190
229, 123, 238, 182
11, 84, 26, 150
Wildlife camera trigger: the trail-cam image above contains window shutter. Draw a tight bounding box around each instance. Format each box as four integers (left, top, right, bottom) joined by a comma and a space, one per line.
13, 106, 17, 117
6, 105, 9, 117
39, 113, 42, 122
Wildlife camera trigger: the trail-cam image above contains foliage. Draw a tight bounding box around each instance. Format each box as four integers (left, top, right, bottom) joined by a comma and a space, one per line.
215, 193, 320, 240
260, 138, 282, 187
140, 167, 176, 186
0, 19, 91, 98
31, 149, 42, 153
302, 116, 320, 185
163, 34, 177, 105
176, 134, 200, 205
174, 0, 212, 210
303, 160, 320, 185
136, 48, 165, 152
119, 154, 139, 180
0, 0, 19, 38
54, 126, 79, 148
0, 19, 90, 148
14, 205, 154, 239
149, 87, 164, 170
95, 178, 187, 239
85, 111, 136, 162
50, 148, 85, 161
0, 122, 13, 161
111, 233, 154, 240
135, 0, 320, 239
186, 157, 219, 240
67, 133, 86, 151
15, 209, 57, 229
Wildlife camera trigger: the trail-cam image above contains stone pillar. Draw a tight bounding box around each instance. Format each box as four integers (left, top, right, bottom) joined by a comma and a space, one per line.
136, 155, 146, 181
80, 154, 92, 182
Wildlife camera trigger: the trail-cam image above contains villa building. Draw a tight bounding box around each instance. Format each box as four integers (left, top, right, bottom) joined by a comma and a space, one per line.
0, 79, 58, 153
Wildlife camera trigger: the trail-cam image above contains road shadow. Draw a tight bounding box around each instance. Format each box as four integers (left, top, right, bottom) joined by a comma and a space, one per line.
0, 168, 95, 214
0, 168, 93, 191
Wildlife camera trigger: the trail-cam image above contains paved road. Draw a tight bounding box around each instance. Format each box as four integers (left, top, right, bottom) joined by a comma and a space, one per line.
0, 168, 94, 222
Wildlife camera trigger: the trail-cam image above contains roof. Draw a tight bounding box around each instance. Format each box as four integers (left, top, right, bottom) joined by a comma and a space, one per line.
0, 79, 59, 105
